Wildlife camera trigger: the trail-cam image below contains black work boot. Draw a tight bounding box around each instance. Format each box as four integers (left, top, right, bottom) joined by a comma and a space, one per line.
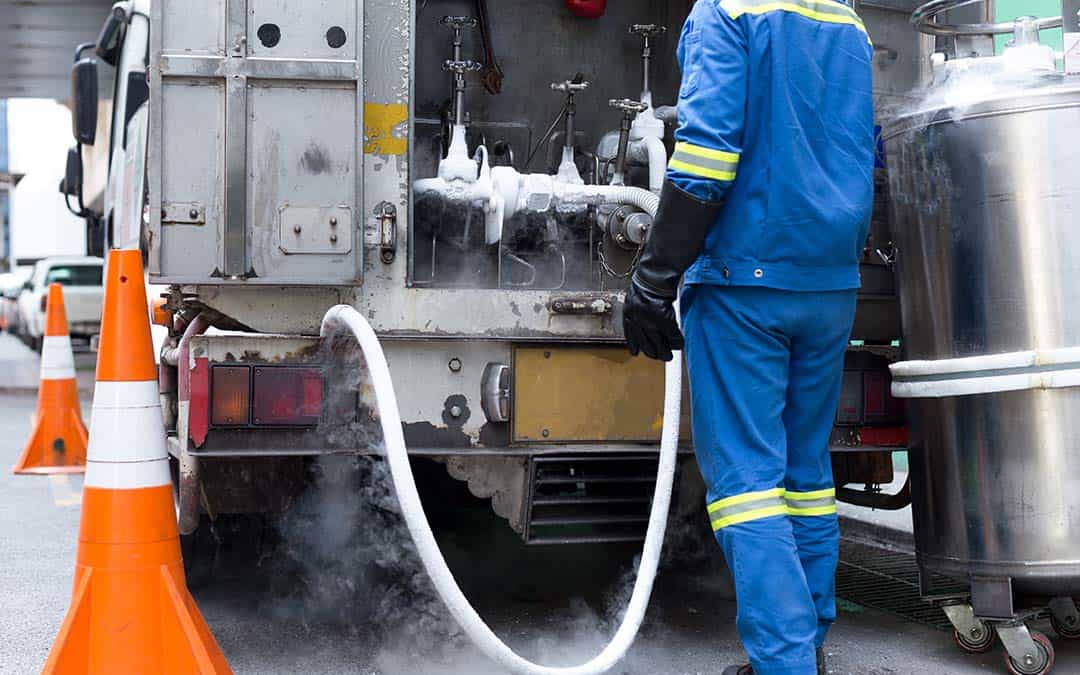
721, 648, 827, 675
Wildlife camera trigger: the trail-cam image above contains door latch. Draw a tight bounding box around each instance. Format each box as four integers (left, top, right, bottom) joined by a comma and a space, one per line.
375, 201, 397, 264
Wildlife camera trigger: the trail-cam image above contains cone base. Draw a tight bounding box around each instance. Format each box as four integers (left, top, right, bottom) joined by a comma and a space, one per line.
12, 404, 88, 475
13, 465, 87, 475
42, 563, 232, 674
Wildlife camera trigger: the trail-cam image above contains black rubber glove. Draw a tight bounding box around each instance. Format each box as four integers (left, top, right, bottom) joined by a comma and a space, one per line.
623, 181, 724, 361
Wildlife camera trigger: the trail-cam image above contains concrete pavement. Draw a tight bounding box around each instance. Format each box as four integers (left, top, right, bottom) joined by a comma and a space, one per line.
0, 334, 1076, 674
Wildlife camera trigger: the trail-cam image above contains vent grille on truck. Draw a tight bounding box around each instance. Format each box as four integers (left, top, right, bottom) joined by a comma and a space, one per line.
523, 454, 665, 545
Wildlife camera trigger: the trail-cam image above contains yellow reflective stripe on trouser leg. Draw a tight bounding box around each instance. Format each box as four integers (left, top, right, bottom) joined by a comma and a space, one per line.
669, 142, 739, 182
785, 488, 837, 517
707, 487, 787, 530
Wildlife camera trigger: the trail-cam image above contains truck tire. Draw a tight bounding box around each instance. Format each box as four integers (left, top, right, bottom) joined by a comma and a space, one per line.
180, 513, 272, 589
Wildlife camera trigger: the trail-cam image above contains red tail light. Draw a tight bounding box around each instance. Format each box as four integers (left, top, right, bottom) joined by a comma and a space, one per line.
40, 294, 48, 312
251, 367, 323, 426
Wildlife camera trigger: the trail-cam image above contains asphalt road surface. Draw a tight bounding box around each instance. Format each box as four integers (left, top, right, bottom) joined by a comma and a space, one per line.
1, 365, 1076, 674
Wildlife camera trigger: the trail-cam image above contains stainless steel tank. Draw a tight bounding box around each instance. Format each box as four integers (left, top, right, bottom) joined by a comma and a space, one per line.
885, 51, 1080, 603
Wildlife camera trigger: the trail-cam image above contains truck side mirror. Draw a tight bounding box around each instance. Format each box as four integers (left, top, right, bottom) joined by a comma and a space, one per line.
71, 56, 99, 146
95, 6, 127, 67
59, 147, 82, 197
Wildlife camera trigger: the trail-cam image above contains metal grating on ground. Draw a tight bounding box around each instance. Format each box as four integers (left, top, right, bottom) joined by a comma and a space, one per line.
837, 538, 967, 630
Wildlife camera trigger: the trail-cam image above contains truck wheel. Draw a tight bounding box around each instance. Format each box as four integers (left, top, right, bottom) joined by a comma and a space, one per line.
180, 513, 272, 589
179, 516, 216, 589
1004, 632, 1055, 675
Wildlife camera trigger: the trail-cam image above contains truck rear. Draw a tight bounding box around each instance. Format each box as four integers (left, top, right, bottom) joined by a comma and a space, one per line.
75, 0, 915, 561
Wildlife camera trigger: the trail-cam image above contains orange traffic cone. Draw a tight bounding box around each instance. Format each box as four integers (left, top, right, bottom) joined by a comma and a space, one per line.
12, 283, 88, 474
42, 250, 232, 674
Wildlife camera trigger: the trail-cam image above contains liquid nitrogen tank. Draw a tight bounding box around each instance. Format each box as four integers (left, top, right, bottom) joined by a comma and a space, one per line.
885, 5, 1080, 673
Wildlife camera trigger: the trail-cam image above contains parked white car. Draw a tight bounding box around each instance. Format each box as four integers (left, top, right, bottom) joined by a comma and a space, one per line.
16, 256, 104, 350
0, 272, 28, 334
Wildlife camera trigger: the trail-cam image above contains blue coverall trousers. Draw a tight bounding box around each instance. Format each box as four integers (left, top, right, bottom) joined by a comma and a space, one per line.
681, 284, 856, 675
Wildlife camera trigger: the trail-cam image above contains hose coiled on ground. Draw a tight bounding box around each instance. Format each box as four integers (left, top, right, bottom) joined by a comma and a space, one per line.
320, 188, 678, 674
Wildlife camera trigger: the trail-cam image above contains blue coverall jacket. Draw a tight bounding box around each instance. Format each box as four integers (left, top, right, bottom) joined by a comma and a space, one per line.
668, 2, 875, 674
669, 0, 874, 292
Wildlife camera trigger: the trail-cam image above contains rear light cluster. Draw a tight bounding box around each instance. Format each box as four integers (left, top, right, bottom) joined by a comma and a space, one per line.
210, 365, 324, 427
836, 368, 904, 426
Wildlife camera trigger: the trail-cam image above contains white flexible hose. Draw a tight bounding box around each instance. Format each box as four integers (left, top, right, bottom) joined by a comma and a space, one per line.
321, 189, 678, 674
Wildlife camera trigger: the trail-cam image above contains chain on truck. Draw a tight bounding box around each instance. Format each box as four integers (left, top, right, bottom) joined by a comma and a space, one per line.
60, 1, 1080, 673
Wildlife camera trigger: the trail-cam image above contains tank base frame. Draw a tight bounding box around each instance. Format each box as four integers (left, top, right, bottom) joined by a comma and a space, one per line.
924, 578, 1080, 675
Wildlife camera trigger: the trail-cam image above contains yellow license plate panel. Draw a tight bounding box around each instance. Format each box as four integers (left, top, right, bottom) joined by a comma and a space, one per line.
512, 346, 691, 443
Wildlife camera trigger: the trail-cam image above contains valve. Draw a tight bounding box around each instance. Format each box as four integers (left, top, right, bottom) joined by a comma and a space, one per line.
441, 15, 478, 33
550, 79, 590, 95
551, 79, 590, 155
443, 59, 484, 74
608, 99, 649, 185
630, 24, 667, 99
441, 16, 479, 126
610, 98, 649, 117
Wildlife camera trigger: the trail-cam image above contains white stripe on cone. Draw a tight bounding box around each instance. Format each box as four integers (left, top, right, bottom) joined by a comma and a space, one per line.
40, 335, 76, 381
84, 458, 171, 489
86, 380, 169, 464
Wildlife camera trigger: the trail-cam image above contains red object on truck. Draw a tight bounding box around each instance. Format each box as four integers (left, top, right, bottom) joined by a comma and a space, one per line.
565, 0, 606, 19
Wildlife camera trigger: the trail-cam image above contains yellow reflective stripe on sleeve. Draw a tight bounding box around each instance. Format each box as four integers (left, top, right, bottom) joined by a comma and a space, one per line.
669, 159, 737, 182
711, 504, 789, 530
720, 0, 871, 44
707, 487, 785, 514
675, 142, 740, 164
669, 143, 740, 182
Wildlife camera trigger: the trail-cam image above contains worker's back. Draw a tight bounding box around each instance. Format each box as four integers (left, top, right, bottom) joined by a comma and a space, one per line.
672, 0, 875, 293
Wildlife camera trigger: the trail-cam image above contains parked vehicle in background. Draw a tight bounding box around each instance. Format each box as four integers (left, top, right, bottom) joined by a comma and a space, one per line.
0, 273, 27, 334
16, 256, 104, 350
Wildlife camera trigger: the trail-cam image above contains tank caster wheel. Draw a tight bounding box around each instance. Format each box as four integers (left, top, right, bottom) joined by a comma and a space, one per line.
953, 621, 995, 653
1051, 615, 1080, 640
1004, 631, 1055, 675
1050, 600, 1080, 640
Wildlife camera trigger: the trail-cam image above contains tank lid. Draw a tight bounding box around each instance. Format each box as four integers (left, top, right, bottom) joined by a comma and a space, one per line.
883, 43, 1080, 141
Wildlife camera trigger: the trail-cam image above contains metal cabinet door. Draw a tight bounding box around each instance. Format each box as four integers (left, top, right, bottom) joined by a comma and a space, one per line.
150, 0, 363, 285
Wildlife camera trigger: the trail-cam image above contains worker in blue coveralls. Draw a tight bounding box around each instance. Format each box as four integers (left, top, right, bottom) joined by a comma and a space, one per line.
622, 1, 873, 674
